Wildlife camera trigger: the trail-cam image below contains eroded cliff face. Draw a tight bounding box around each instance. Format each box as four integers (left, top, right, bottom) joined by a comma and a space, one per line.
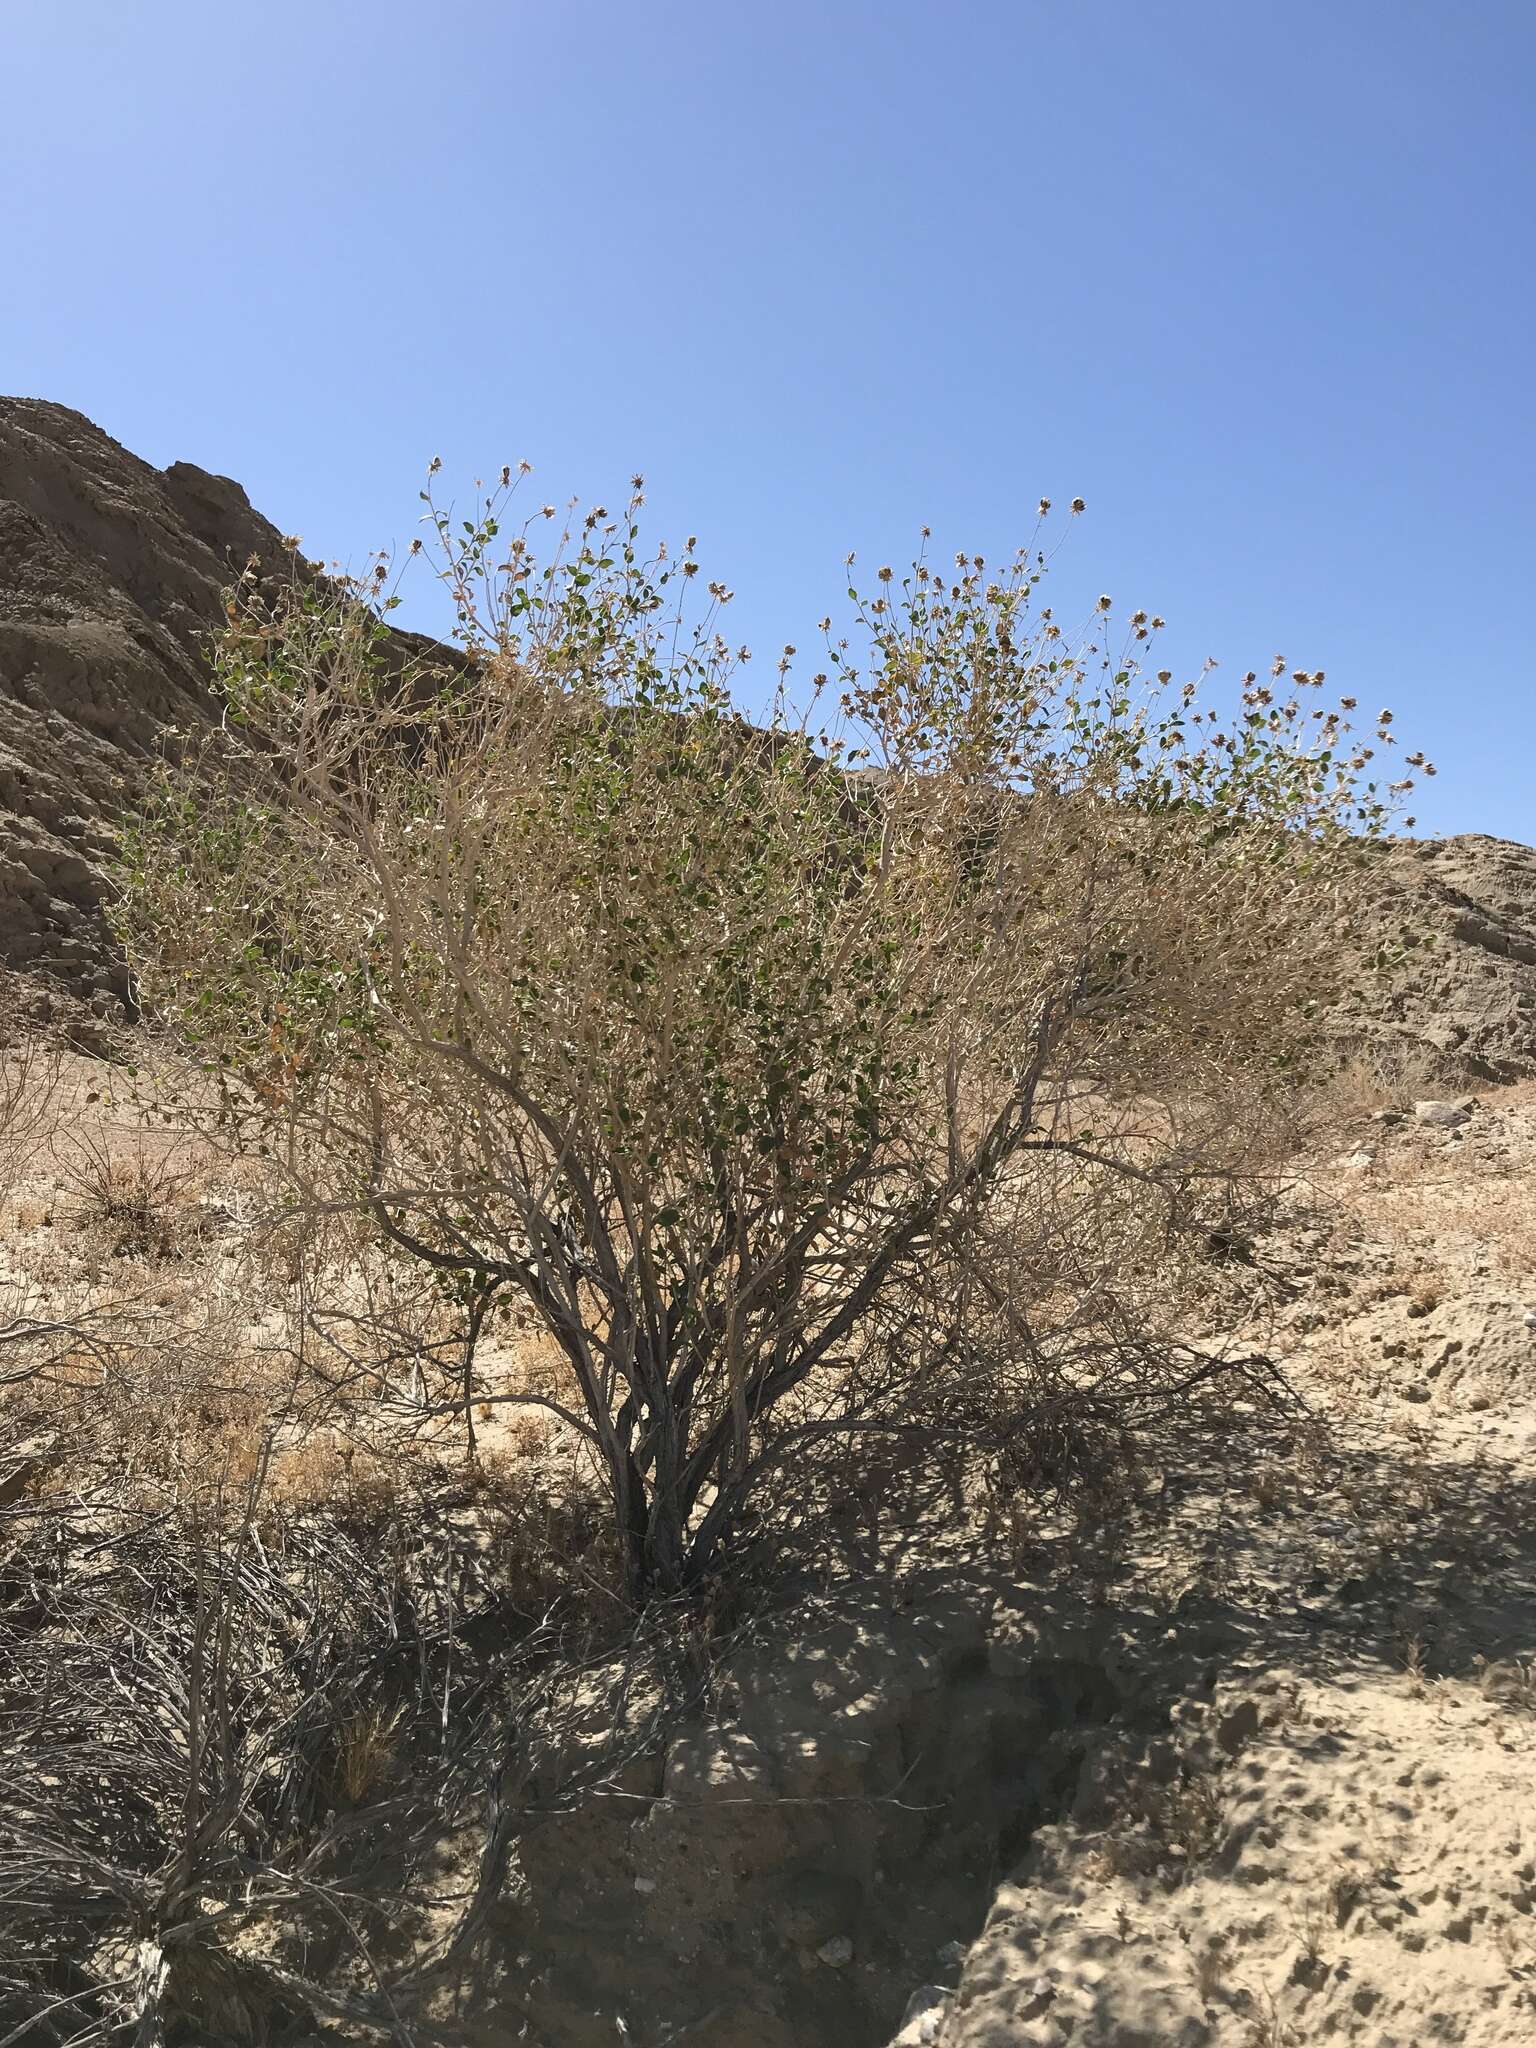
1350, 834, 1536, 1082
0, 398, 295, 1020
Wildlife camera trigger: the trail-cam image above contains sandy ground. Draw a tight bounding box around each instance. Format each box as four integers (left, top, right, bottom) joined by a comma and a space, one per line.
913, 1088, 1536, 2048
9, 1051, 1536, 2048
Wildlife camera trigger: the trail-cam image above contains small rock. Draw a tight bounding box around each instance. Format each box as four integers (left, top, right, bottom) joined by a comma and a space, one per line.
816, 1934, 853, 1969
891, 1986, 952, 2046
1413, 1099, 1472, 1128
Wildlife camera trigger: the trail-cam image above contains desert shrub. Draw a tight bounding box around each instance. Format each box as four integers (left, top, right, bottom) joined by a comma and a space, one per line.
0, 1484, 523, 2046
53, 1123, 202, 1261
114, 479, 1404, 1597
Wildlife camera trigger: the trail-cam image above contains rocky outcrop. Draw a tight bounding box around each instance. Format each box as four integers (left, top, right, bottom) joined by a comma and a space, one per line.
0, 397, 297, 1024
0, 400, 461, 1041
1347, 835, 1536, 1083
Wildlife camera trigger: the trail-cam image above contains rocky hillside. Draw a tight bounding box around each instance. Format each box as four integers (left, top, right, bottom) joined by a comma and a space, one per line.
1, 399, 1534, 1078
0, 398, 296, 1025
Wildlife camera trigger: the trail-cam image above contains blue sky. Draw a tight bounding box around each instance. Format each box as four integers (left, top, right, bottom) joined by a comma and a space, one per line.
5, 0, 1532, 841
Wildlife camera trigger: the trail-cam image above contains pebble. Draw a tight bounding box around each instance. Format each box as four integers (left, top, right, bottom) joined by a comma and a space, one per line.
1413, 1099, 1473, 1128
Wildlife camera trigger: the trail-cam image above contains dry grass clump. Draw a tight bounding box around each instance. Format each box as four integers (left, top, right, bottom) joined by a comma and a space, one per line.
0, 1477, 508, 2043
1444, 1160, 1536, 1286
52, 1125, 211, 1262
331, 1701, 405, 1806
1325, 1040, 1452, 1124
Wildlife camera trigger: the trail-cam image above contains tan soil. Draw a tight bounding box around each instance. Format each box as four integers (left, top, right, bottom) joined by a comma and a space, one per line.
922, 1088, 1536, 2048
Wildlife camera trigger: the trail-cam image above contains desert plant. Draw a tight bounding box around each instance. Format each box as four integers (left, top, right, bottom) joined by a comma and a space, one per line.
114, 478, 1403, 1597
0, 1468, 499, 2047
53, 1123, 200, 1260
